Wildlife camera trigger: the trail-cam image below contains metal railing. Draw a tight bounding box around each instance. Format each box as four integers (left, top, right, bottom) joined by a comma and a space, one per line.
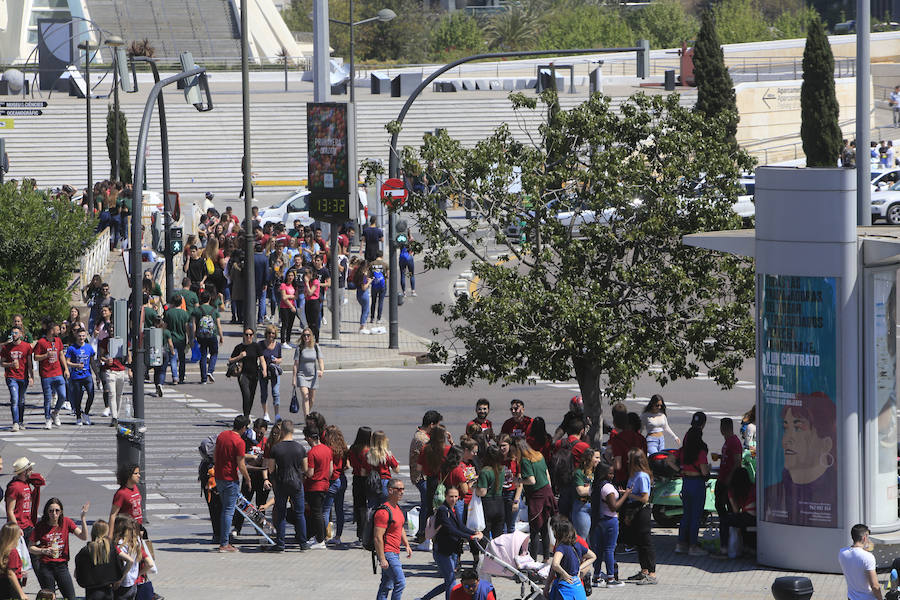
78, 226, 111, 285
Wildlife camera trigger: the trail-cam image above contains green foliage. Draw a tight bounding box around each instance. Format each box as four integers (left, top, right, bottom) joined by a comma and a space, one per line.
693, 10, 738, 147
627, 0, 698, 49
772, 5, 822, 38
386, 92, 756, 434
801, 17, 841, 167
106, 105, 131, 184
712, 0, 772, 44
485, 5, 539, 51
0, 182, 96, 332
536, 5, 635, 50
430, 13, 485, 60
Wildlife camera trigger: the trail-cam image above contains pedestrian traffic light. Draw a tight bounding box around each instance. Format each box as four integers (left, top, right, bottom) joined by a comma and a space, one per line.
395, 218, 408, 247
169, 225, 183, 256
151, 211, 165, 253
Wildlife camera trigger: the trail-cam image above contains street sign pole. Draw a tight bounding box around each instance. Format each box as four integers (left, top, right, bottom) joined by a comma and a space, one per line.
381, 178, 407, 349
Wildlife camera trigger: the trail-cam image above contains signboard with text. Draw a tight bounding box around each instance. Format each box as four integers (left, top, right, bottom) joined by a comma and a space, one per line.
760, 275, 839, 528
307, 102, 350, 224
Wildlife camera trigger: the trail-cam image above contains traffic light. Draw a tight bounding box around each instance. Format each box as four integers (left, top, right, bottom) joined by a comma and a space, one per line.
151, 211, 165, 253
169, 226, 183, 255
394, 219, 408, 247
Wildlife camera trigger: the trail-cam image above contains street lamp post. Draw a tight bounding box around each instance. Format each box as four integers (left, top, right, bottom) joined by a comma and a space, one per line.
106, 35, 124, 183
241, 0, 255, 331
77, 40, 100, 212
330, 6, 396, 102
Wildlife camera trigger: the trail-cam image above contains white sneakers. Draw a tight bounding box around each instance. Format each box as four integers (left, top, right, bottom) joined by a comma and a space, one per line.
102, 407, 111, 417
45, 419, 52, 430
11, 423, 19, 432
308, 541, 327, 550
52, 412, 61, 427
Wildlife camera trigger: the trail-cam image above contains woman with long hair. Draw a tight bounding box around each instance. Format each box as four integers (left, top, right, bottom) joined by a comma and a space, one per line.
366, 430, 399, 506
353, 260, 372, 334
0, 523, 26, 600
29, 498, 90, 600
740, 405, 756, 451
293, 327, 324, 417
258, 324, 283, 424
641, 394, 680, 455
570, 449, 600, 539
623, 448, 656, 584
348, 426, 373, 539
515, 437, 555, 561
419, 424, 451, 525
278, 269, 299, 346
675, 412, 710, 556
497, 434, 522, 534
74, 520, 126, 600
530, 417, 553, 462
473, 444, 506, 539
322, 425, 349, 545
589, 463, 629, 588
112, 516, 141, 599
303, 267, 322, 342
545, 518, 595, 600
420, 487, 483, 600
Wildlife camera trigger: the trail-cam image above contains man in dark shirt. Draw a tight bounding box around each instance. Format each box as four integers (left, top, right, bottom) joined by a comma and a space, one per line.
265, 420, 310, 552
185, 245, 207, 285
362, 216, 383, 262
253, 243, 269, 323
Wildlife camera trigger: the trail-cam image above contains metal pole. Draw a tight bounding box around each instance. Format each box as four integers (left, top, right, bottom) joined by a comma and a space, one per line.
130, 66, 206, 516
386, 47, 638, 348
241, 0, 256, 330
85, 47, 93, 212
113, 57, 119, 183
349, 0, 355, 104
857, 0, 871, 226
313, 0, 331, 102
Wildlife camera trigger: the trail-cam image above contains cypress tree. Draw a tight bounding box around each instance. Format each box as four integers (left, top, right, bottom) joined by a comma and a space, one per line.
693, 9, 738, 147
801, 17, 841, 167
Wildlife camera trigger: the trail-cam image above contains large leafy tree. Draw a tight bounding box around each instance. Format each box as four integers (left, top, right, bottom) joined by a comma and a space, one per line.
627, 0, 698, 49
536, 5, 635, 50
430, 13, 485, 61
378, 92, 756, 440
801, 17, 841, 167
712, 0, 772, 44
693, 9, 739, 148
106, 105, 131, 184
0, 181, 96, 330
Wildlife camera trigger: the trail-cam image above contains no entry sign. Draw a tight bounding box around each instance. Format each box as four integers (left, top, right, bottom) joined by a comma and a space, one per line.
381, 177, 408, 210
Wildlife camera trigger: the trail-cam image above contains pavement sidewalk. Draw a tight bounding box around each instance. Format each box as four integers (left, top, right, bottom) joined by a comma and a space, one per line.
92, 248, 433, 370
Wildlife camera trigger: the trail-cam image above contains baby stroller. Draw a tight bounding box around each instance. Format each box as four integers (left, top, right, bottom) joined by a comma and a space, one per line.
479, 531, 546, 600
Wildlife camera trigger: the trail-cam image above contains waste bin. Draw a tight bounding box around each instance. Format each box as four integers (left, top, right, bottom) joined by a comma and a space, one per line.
664, 69, 676, 91
116, 420, 143, 470
771, 576, 814, 600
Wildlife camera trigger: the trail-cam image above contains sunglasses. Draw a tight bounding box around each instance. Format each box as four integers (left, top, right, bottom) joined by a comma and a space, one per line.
243, 332, 254, 337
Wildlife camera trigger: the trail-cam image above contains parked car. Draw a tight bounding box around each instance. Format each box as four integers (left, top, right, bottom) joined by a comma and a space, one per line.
870, 181, 900, 225
258, 187, 368, 229
872, 169, 900, 192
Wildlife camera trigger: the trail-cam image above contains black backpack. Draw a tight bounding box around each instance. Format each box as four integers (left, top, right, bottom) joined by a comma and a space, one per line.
366, 470, 383, 497
550, 438, 577, 491
361, 504, 394, 553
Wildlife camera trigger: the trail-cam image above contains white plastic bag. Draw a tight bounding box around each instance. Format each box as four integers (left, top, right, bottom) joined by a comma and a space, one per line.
466, 495, 486, 531
406, 506, 420, 537
16, 535, 31, 572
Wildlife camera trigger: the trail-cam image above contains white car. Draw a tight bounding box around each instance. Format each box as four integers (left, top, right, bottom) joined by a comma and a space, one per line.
870, 181, 900, 224
258, 188, 369, 229
872, 169, 900, 192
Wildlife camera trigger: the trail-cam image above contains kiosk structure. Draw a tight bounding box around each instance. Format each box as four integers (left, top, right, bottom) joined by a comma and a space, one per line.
685, 166, 900, 573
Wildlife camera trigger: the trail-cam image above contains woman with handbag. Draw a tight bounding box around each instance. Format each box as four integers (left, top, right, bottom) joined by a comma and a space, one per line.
257, 325, 283, 424
622, 448, 656, 585
420, 487, 483, 600
227, 328, 267, 418
292, 327, 324, 418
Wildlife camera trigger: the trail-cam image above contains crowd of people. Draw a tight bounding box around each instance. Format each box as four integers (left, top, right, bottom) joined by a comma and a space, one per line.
0, 456, 159, 600
202, 394, 759, 600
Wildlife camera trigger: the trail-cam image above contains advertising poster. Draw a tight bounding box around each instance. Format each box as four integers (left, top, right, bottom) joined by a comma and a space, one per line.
760, 275, 838, 528
306, 102, 348, 196
872, 271, 899, 524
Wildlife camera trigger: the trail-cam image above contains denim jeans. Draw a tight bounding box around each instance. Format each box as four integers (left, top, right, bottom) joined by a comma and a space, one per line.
357, 288, 370, 327
571, 499, 592, 539
258, 373, 280, 411
377, 552, 406, 600
322, 473, 347, 538
399, 255, 415, 292
679, 477, 706, 546
40, 375, 66, 420
6, 378, 26, 424
370, 287, 385, 322
421, 551, 457, 600
368, 477, 389, 508
273, 485, 307, 548
591, 515, 618, 581
646, 435, 665, 456
69, 376, 94, 418
173, 340, 186, 383
216, 479, 240, 547
198, 337, 218, 383
35, 558, 76, 600
502, 489, 517, 534
257, 288, 267, 323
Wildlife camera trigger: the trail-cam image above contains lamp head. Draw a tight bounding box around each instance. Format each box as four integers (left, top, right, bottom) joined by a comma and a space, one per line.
105, 35, 125, 47
376, 9, 396, 22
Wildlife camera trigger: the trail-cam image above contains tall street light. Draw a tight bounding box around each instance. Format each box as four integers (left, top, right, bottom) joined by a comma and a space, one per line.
106, 35, 125, 183
77, 39, 100, 212
330, 6, 396, 102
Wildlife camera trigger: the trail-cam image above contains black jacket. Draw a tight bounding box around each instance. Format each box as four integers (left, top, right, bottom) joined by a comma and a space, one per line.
74, 543, 124, 591
433, 503, 476, 556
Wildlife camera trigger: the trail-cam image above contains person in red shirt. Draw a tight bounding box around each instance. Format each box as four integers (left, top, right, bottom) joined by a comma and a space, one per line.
304, 426, 333, 547
1, 326, 33, 432
500, 399, 532, 440
348, 426, 372, 540
214, 415, 251, 552
449, 568, 496, 600
374, 479, 411, 600
34, 320, 69, 430
467, 398, 494, 436
0, 522, 26, 600
608, 411, 647, 486
108, 464, 143, 537
322, 425, 348, 545
367, 430, 400, 506
29, 497, 89, 600
5, 457, 41, 541
713, 417, 745, 552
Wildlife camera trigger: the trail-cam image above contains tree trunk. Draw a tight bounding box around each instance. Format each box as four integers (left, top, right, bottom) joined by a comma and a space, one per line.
573, 357, 603, 446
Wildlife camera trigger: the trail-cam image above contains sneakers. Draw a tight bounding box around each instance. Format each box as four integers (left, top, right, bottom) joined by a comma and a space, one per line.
327, 537, 342, 546
155, 384, 163, 397
674, 542, 688, 554
52, 412, 61, 427
321, 316, 327, 326
207, 374, 215, 383
636, 575, 658, 585
411, 290, 417, 297
263, 414, 272, 423
76, 419, 83, 426
688, 545, 708, 557
308, 541, 327, 550
261, 544, 284, 553
282, 343, 293, 350
217, 545, 238, 553
606, 579, 625, 587
45, 419, 52, 430
62, 401, 71, 412
625, 572, 646, 582
102, 407, 111, 417
83, 413, 93, 426
415, 540, 431, 551
360, 329, 371, 335
11, 423, 19, 432
591, 578, 607, 588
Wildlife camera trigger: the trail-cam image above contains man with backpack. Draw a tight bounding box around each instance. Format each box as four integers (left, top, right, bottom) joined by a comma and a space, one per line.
369, 251, 387, 325
372, 478, 411, 600
550, 417, 590, 519
265, 419, 310, 552
193, 291, 223, 384
163, 296, 191, 385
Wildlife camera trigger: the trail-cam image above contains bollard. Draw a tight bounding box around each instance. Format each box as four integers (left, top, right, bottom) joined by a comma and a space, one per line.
771, 576, 813, 600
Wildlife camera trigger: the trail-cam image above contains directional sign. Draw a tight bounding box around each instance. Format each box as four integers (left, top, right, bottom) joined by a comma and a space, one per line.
0, 101, 47, 108
381, 177, 408, 210
0, 110, 41, 116
0, 119, 13, 129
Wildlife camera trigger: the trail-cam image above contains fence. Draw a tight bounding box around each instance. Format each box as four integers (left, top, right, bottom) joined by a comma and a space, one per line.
75, 226, 111, 289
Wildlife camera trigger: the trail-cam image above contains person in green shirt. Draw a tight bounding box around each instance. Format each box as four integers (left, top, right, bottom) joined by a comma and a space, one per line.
5, 315, 34, 344
571, 448, 601, 538
192, 291, 223, 384
151, 315, 176, 396
516, 438, 554, 561
473, 445, 507, 540
170, 277, 200, 313
163, 299, 191, 384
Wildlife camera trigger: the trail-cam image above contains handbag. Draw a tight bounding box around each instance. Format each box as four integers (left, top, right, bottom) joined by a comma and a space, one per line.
424, 514, 441, 540
226, 360, 243, 378
16, 535, 31, 572
289, 388, 300, 413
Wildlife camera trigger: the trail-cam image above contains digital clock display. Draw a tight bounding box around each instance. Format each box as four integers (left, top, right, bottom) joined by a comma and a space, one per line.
310, 194, 350, 224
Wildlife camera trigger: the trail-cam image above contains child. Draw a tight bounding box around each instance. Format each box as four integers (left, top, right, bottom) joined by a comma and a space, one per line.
544, 518, 595, 600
